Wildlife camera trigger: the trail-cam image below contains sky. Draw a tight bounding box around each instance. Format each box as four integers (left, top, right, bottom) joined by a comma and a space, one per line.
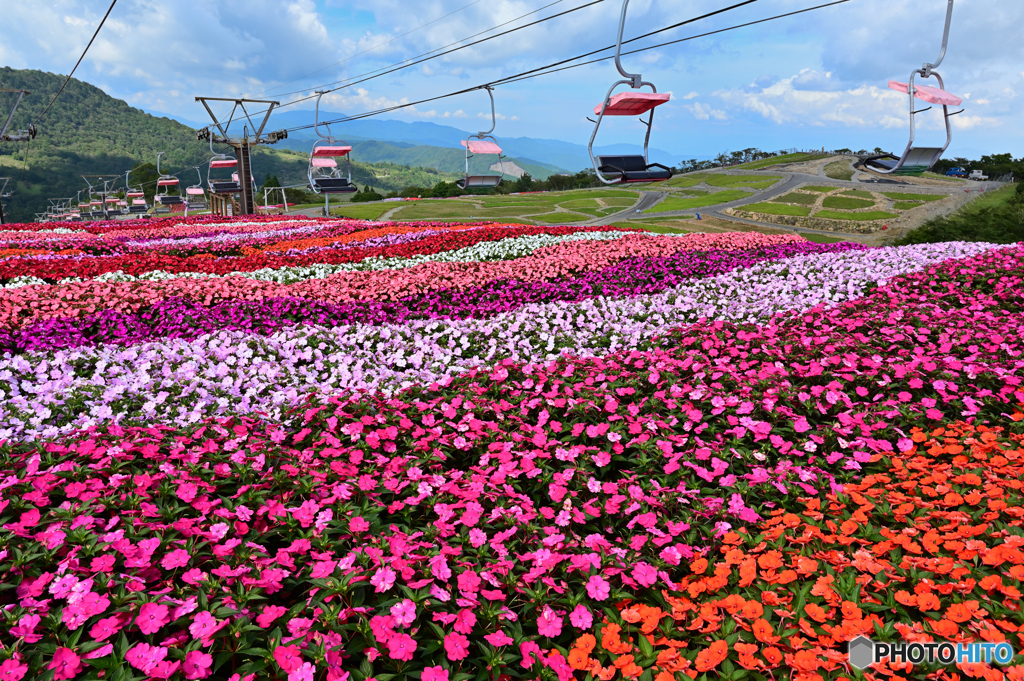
1, 0, 1022, 161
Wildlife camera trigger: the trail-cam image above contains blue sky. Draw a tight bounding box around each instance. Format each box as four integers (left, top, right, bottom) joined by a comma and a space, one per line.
2, 0, 1022, 161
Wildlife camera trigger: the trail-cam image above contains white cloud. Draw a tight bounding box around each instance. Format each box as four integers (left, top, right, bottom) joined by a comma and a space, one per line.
682, 91, 699, 100
684, 102, 726, 121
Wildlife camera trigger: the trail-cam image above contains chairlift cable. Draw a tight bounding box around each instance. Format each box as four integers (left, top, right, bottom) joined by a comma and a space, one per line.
495, 0, 851, 86
252, 0, 491, 98
34, 0, 118, 125
285, 0, 851, 133
209, 0, 605, 133
263, 0, 578, 100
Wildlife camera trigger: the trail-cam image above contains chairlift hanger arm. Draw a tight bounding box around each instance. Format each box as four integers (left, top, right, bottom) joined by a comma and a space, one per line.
924, 0, 955, 75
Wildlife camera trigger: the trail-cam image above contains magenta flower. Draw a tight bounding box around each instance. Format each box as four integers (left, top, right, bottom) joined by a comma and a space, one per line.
90, 615, 124, 641
537, 606, 562, 637
520, 640, 542, 669
273, 645, 303, 673
456, 569, 481, 594
444, 632, 470, 661
136, 602, 170, 635
453, 609, 476, 635
0, 659, 28, 681
47, 648, 81, 681
349, 516, 369, 533
160, 549, 190, 570
386, 633, 417, 661
422, 666, 449, 681
390, 599, 416, 627
183, 650, 213, 679
484, 630, 514, 647
569, 605, 593, 630
586, 574, 610, 600
256, 605, 288, 628
189, 611, 221, 641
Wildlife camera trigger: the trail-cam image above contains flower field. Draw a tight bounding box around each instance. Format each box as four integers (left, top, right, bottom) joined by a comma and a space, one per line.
1, 214, 1022, 681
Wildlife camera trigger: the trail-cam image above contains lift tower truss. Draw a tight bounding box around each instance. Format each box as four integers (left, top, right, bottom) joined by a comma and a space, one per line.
194, 97, 287, 216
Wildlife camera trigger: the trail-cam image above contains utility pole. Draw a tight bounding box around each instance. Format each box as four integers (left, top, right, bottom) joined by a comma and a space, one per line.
195, 98, 287, 215
0, 178, 9, 226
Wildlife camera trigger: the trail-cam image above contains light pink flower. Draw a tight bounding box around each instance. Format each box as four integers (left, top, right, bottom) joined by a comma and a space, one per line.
569, 605, 593, 630
370, 567, 395, 593
288, 663, 316, 681
537, 606, 562, 637
632, 562, 658, 588
585, 575, 610, 600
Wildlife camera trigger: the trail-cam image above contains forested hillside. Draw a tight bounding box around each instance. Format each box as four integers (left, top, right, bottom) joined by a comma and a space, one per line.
0, 69, 459, 222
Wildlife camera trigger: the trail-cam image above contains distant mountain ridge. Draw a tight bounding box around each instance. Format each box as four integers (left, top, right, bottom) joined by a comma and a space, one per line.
157, 107, 689, 172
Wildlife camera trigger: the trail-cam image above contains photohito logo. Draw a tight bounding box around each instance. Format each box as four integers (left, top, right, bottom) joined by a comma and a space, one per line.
848, 636, 1015, 670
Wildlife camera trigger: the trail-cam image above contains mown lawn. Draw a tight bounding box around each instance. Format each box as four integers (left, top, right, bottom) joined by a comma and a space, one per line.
329, 203, 396, 220
733, 153, 824, 169
801, 185, 836, 193
822, 196, 875, 210
880, 192, 944, 202
643, 190, 752, 213
771, 193, 818, 205
893, 201, 925, 211
839, 190, 874, 199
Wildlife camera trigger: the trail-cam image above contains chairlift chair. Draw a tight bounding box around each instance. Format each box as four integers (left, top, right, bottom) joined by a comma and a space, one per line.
185, 169, 207, 215
154, 152, 183, 211
124, 169, 148, 214
308, 91, 357, 215
457, 87, 506, 191
207, 137, 242, 194
588, 0, 674, 184
864, 0, 963, 176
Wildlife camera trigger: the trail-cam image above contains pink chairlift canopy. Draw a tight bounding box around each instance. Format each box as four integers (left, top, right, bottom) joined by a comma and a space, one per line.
186, 187, 205, 195
312, 146, 352, 157
461, 139, 503, 155
231, 173, 255, 183
132, 199, 147, 206
126, 191, 144, 198
105, 197, 119, 203
311, 157, 338, 168
888, 81, 962, 107
210, 159, 237, 169
594, 91, 671, 116
157, 178, 179, 186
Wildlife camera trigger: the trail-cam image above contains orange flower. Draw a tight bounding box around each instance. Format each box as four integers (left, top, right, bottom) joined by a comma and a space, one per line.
917, 592, 941, 611
763, 647, 783, 666
840, 601, 862, 620
930, 618, 959, 638
694, 640, 728, 672
752, 618, 781, 644
690, 558, 709, 575
741, 600, 764, 620
621, 607, 642, 623
568, 648, 591, 670
574, 634, 596, 654
945, 602, 973, 623
803, 603, 828, 623
757, 551, 784, 571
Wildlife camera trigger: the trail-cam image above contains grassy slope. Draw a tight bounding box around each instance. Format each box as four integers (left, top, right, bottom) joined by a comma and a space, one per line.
644, 190, 751, 213
740, 202, 811, 217
771, 193, 817, 205
822, 196, 875, 210
815, 210, 897, 221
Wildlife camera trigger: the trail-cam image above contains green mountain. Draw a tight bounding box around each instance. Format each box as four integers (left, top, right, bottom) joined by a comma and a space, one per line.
0, 68, 460, 223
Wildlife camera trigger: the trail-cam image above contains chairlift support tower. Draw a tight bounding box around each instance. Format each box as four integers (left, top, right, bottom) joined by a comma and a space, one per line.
82, 174, 119, 220
194, 97, 287, 215
0, 89, 37, 224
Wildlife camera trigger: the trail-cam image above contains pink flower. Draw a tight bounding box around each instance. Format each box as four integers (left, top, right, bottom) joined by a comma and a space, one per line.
90, 615, 124, 641
537, 606, 562, 637
125, 643, 167, 674
386, 633, 417, 661
274, 645, 303, 673
484, 630, 514, 647
632, 562, 658, 588
370, 567, 395, 593
349, 516, 369, 533
84, 644, 113, 660
0, 659, 28, 681
256, 605, 287, 628
390, 599, 416, 627
48, 649, 81, 681
520, 641, 542, 669
189, 611, 221, 641
137, 602, 170, 635
453, 609, 476, 635
569, 605, 593, 630
444, 632, 470, 661
289, 663, 316, 681
161, 549, 190, 570
429, 554, 451, 580
586, 575, 610, 600
422, 666, 449, 681
183, 651, 213, 679
456, 570, 481, 594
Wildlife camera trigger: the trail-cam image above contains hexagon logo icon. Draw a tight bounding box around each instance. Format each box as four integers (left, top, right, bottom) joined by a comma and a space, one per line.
848, 636, 875, 670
